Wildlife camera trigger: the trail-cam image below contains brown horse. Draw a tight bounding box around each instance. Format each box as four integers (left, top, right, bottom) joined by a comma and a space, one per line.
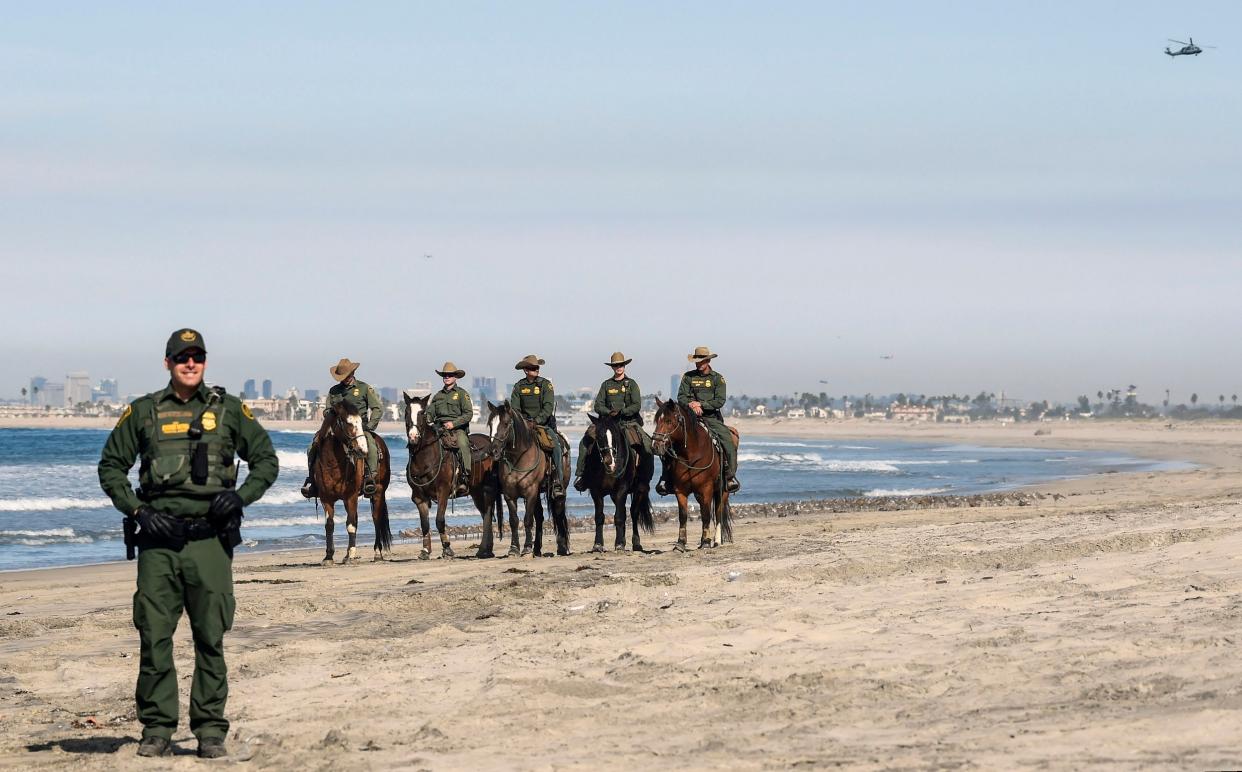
582, 413, 655, 552
309, 400, 392, 564
651, 398, 733, 549
486, 401, 570, 557
403, 393, 503, 560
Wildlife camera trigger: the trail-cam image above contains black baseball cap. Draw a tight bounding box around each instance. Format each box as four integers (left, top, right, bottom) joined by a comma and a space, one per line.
165, 328, 207, 357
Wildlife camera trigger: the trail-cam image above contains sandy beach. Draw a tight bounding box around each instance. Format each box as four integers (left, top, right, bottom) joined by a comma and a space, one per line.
2, 419, 1241, 769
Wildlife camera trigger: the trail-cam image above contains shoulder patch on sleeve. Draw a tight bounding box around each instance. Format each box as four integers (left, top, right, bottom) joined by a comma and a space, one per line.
115, 404, 133, 428
241, 403, 255, 420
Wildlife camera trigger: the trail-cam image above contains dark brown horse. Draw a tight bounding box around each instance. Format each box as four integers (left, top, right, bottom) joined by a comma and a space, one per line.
582, 413, 654, 552
403, 394, 503, 560
651, 398, 733, 550
486, 401, 570, 557
309, 400, 392, 564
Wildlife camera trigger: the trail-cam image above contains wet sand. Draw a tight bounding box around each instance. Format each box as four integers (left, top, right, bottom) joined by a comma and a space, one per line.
2, 420, 1241, 769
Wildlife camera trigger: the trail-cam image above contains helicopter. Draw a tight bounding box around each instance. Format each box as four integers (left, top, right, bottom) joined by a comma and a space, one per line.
1165, 37, 1216, 57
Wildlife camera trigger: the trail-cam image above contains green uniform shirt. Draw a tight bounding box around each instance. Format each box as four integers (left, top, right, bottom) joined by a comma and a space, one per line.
510, 375, 554, 425
677, 368, 727, 415
98, 382, 278, 517
594, 376, 641, 420
329, 379, 382, 432
426, 385, 473, 430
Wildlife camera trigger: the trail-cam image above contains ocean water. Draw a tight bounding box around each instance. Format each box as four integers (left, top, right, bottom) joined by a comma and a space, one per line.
0, 428, 1187, 571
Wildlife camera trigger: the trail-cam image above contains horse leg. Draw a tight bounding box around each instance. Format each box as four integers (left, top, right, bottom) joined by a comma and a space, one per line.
532, 493, 545, 557
416, 496, 433, 560
590, 490, 606, 553
521, 493, 534, 556
553, 494, 570, 556
436, 492, 454, 558
614, 491, 629, 552
505, 495, 521, 557
339, 496, 360, 564
695, 490, 713, 549
674, 492, 690, 552
474, 490, 495, 559
322, 500, 336, 565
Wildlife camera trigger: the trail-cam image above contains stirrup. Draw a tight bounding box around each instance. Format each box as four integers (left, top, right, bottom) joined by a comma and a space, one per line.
726, 477, 740, 493
572, 476, 587, 492
362, 476, 377, 496
656, 478, 670, 496
300, 477, 317, 498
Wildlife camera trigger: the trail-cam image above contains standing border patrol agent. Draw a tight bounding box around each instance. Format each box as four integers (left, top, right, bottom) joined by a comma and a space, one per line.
98, 329, 277, 759
509, 354, 566, 499
573, 351, 649, 491
302, 358, 382, 497
657, 345, 740, 495
426, 361, 473, 492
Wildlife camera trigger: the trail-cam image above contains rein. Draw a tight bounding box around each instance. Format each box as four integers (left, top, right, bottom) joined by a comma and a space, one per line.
653, 405, 718, 472
494, 411, 542, 477
406, 428, 446, 488
596, 421, 631, 478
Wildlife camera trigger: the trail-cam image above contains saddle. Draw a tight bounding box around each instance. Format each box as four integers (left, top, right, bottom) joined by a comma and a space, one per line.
439, 432, 490, 463
532, 425, 557, 452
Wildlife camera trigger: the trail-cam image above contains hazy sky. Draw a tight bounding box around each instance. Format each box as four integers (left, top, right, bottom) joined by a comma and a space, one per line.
3, 2, 1238, 404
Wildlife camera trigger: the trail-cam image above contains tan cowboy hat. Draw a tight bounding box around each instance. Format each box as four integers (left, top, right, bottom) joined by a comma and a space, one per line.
686, 345, 718, 362
514, 354, 546, 371
436, 361, 465, 378
329, 358, 361, 381
604, 351, 632, 367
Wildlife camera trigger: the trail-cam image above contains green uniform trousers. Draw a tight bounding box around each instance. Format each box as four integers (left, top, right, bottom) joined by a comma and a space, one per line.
307, 431, 378, 477
575, 422, 651, 476
701, 415, 737, 478
449, 429, 471, 482
133, 536, 235, 740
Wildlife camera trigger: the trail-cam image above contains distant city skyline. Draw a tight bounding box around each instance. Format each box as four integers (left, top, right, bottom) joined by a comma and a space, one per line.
3, 2, 1239, 403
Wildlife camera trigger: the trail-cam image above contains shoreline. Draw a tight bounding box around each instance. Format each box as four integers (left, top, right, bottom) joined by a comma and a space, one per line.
3, 420, 1242, 766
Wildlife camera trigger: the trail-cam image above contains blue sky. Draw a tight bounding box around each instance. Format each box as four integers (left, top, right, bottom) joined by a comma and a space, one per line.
3, 2, 1238, 403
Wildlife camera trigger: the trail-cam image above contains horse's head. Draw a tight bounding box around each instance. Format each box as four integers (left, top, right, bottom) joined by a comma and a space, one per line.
403, 392, 431, 447
651, 398, 683, 456
331, 399, 368, 456
588, 413, 622, 475
485, 401, 511, 461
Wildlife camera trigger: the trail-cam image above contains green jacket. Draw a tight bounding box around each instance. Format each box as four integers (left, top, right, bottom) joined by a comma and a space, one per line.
510, 376, 554, 425
594, 376, 641, 421
677, 368, 727, 416
98, 382, 278, 517
426, 385, 473, 430
329, 379, 382, 431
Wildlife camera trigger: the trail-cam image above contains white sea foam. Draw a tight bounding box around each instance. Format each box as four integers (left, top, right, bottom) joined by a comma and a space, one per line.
0, 527, 77, 538
247, 514, 326, 528
838, 445, 878, 450
737, 452, 978, 472
275, 451, 308, 471
0, 497, 112, 512
864, 487, 948, 497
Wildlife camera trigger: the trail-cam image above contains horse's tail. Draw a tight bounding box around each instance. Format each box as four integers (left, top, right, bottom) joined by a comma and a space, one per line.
634, 485, 655, 534
375, 489, 393, 552
715, 467, 733, 543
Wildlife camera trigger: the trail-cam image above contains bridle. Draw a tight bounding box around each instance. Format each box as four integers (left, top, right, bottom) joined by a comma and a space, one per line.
405, 406, 447, 489
595, 419, 630, 477
652, 403, 717, 472
490, 407, 541, 477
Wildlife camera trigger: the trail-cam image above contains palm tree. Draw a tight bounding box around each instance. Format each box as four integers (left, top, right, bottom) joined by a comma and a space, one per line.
1220, 395, 1226, 408
1191, 393, 1199, 406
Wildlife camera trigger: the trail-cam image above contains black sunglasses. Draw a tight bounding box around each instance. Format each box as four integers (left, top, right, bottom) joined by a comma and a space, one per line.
171, 351, 206, 365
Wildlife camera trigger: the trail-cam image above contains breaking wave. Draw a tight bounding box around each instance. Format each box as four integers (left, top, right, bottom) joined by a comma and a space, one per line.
0, 497, 111, 512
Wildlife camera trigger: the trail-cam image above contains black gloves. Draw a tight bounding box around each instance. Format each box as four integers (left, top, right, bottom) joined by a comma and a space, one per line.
208, 491, 244, 527
133, 505, 182, 543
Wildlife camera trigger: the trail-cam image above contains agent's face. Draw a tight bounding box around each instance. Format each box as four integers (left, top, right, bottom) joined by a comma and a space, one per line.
612, 365, 626, 379
696, 359, 712, 375
166, 349, 206, 391
443, 375, 457, 389
524, 367, 539, 380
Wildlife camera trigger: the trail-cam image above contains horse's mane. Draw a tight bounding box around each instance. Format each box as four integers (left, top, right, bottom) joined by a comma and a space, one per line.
509, 403, 533, 446
659, 399, 700, 428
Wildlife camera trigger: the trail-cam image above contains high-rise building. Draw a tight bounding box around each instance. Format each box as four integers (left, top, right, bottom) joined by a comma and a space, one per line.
304, 388, 320, 402
472, 376, 497, 406
28, 376, 47, 405
379, 386, 399, 403
65, 371, 92, 406
261, 379, 273, 399
93, 378, 120, 403
670, 374, 681, 401
39, 382, 66, 407
243, 379, 256, 400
